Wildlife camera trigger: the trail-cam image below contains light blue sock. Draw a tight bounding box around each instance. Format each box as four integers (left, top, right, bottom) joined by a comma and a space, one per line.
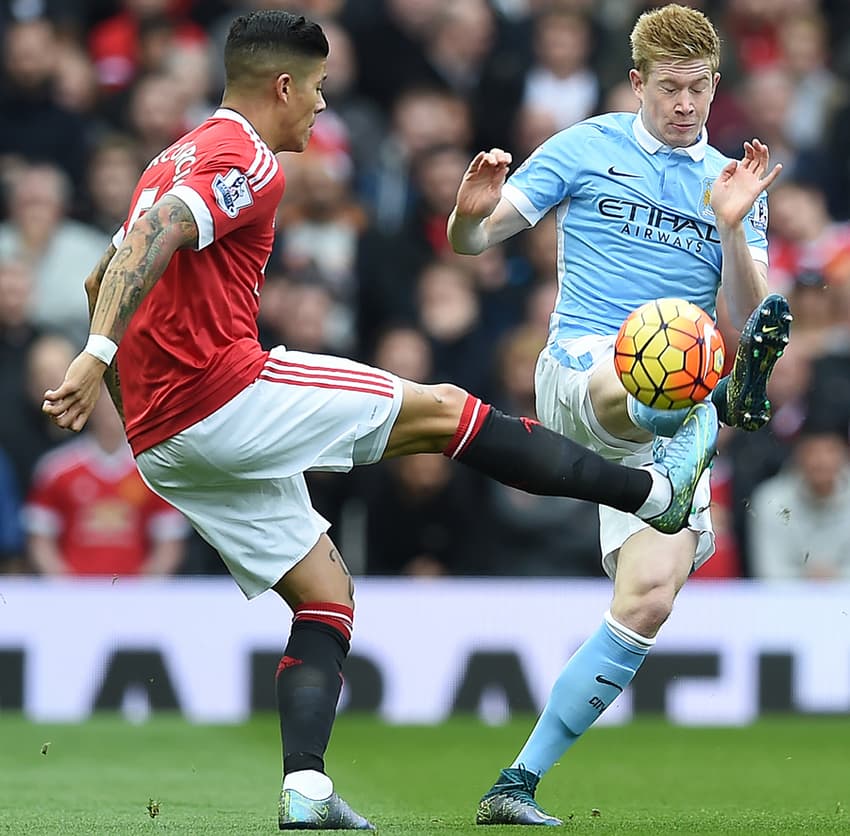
627, 395, 690, 438
510, 612, 654, 777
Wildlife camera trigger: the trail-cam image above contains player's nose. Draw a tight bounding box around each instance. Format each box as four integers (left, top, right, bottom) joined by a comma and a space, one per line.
674, 91, 695, 113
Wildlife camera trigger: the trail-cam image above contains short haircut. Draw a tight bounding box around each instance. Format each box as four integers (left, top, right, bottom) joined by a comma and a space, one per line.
224, 10, 328, 86
630, 4, 720, 76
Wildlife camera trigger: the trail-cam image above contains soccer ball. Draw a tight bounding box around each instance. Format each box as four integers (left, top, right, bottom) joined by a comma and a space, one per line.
613, 298, 726, 410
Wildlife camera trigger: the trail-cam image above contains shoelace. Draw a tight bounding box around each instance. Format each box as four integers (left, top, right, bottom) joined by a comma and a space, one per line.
497, 768, 540, 802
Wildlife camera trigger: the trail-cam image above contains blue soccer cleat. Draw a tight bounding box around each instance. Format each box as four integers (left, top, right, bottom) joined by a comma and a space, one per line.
717, 292, 792, 431
645, 400, 718, 535
476, 766, 563, 826
279, 788, 376, 831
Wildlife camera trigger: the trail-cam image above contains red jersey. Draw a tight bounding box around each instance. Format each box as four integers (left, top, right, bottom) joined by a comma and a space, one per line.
23, 438, 188, 576
113, 108, 284, 455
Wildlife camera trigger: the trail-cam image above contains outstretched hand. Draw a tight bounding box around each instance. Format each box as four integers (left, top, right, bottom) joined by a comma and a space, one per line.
454, 148, 512, 220
710, 138, 781, 230
41, 351, 107, 432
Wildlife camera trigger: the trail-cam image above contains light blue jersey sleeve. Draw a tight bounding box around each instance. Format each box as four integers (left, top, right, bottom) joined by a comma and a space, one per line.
502, 123, 597, 225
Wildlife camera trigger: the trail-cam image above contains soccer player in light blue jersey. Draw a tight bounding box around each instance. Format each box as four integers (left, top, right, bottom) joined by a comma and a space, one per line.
449, 3, 791, 826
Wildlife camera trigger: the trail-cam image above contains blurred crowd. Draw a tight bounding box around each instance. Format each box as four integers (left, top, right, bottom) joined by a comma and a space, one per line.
1, 0, 849, 581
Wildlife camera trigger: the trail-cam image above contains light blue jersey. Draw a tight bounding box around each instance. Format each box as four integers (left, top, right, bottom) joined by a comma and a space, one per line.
503, 112, 769, 346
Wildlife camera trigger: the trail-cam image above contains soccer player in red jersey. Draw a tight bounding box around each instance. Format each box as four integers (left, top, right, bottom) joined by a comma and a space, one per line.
43, 11, 716, 830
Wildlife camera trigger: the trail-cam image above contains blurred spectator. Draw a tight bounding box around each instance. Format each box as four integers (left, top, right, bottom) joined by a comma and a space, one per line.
455, 242, 531, 342
88, 0, 207, 91
372, 324, 434, 382
512, 104, 559, 161
54, 43, 101, 117
522, 9, 599, 131
360, 86, 472, 231
23, 387, 188, 576
727, 339, 813, 574
749, 418, 850, 580
320, 19, 386, 173
0, 446, 24, 571
0, 162, 108, 344
785, 270, 838, 353
0, 256, 42, 409
729, 66, 799, 170
82, 134, 144, 235
599, 78, 639, 114
768, 178, 850, 293
0, 18, 90, 190
778, 11, 845, 152
162, 38, 217, 128
358, 143, 472, 354
115, 72, 190, 162
362, 452, 484, 576
0, 333, 75, 496
352, 0, 445, 111
721, 0, 784, 75
416, 258, 491, 397
274, 148, 367, 352
257, 273, 337, 355
472, 324, 603, 577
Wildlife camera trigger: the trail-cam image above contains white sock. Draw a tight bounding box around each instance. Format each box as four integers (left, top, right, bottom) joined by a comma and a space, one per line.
283, 769, 334, 800
635, 465, 673, 519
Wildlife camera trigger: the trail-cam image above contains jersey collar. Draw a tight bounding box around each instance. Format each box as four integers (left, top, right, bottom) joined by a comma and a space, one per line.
632, 111, 707, 161
213, 107, 271, 148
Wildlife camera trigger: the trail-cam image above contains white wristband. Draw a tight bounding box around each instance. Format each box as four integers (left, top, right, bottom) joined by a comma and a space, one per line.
84, 334, 119, 365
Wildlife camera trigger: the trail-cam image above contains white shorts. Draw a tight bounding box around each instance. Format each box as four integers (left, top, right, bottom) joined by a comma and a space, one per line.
534, 335, 714, 579
136, 348, 403, 598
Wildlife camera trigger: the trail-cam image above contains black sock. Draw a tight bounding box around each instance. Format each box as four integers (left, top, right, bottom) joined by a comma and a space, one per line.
276, 604, 352, 775
710, 376, 730, 425
444, 395, 651, 513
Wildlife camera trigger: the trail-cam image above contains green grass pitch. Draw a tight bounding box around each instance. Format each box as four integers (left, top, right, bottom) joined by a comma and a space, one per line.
0, 714, 847, 834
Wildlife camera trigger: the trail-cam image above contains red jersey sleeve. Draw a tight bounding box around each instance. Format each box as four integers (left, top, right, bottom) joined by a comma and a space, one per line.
112, 115, 283, 251
164, 143, 282, 250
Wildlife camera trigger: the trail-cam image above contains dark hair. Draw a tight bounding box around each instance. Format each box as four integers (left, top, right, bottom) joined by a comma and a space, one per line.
224, 11, 328, 84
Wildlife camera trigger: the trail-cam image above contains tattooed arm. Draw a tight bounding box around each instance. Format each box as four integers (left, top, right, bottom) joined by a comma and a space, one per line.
83, 244, 125, 422
43, 196, 199, 432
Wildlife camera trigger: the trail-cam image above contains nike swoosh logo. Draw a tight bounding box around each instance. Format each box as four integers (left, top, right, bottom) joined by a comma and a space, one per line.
607, 166, 641, 178
595, 674, 624, 693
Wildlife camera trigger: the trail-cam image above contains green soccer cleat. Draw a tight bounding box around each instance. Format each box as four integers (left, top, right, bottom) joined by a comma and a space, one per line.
476, 766, 563, 826
719, 293, 792, 431
279, 788, 376, 831
645, 400, 718, 535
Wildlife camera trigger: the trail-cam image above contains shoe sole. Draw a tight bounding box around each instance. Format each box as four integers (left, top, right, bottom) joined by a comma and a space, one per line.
727, 293, 792, 431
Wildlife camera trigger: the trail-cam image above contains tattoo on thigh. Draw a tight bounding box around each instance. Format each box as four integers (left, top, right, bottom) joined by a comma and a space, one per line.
329, 547, 355, 601
328, 547, 351, 576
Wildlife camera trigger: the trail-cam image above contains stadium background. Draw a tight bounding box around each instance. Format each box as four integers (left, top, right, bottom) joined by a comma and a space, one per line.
0, 2, 850, 833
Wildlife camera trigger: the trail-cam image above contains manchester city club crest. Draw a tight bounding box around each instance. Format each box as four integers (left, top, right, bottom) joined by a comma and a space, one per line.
699, 176, 715, 220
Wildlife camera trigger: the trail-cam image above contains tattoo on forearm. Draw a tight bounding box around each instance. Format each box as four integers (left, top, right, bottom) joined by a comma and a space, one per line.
91, 196, 198, 343
85, 245, 118, 322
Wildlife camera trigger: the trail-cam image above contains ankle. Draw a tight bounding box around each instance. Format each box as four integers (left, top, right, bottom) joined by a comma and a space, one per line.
283, 769, 333, 800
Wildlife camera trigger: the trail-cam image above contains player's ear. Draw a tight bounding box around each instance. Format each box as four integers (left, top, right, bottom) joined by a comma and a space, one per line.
710, 72, 721, 100
275, 73, 293, 103
628, 68, 643, 98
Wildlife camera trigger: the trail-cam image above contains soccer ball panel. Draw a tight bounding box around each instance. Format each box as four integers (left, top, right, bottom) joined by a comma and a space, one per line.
613, 298, 726, 409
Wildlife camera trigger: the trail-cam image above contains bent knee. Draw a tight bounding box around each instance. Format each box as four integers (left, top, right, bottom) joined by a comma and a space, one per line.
386, 382, 471, 456
612, 585, 676, 637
